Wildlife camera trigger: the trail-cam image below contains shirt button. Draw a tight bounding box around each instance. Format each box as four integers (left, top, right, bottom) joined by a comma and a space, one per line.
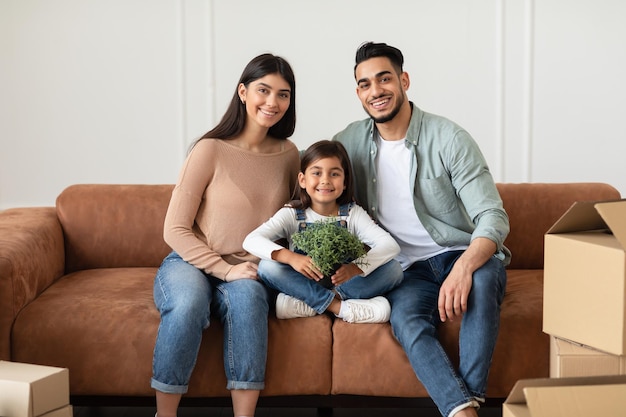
372, 178, 376, 183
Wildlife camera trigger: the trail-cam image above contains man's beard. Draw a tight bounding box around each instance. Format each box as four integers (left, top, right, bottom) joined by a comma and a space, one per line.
364, 95, 404, 124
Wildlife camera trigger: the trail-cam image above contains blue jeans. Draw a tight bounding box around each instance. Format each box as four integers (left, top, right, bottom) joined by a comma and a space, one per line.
151, 252, 269, 394
257, 259, 404, 312
386, 251, 507, 417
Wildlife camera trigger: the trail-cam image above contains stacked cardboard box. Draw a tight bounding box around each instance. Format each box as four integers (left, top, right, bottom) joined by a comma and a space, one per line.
504, 199, 626, 416
502, 374, 626, 417
0, 361, 72, 417
550, 335, 626, 378
543, 198, 626, 357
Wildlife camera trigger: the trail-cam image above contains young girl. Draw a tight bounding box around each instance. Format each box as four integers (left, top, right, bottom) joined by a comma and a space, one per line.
243, 140, 403, 323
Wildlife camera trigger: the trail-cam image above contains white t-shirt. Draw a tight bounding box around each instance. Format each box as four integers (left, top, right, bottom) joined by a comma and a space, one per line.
375, 135, 452, 269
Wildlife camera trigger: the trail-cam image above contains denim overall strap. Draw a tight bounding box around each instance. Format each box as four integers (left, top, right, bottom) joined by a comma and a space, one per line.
296, 207, 307, 221
338, 202, 353, 217
296, 208, 307, 232
297, 204, 352, 230
337, 202, 353, 227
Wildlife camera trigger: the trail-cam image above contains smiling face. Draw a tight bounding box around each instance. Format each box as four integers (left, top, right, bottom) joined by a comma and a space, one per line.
298, 156, 347, 215
239, 73, 292, 130
355, 56, 409, 124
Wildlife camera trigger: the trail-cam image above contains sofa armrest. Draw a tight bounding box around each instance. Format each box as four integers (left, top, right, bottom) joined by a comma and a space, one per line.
0, 207, 65, 360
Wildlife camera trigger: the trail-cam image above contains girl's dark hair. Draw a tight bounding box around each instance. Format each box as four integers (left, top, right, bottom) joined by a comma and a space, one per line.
354, 41, 404, 76
297, 140, 355, 209
191, 53, 296, 150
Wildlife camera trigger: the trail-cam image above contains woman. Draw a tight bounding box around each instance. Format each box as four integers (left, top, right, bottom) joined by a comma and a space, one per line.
151, 53, 300, 417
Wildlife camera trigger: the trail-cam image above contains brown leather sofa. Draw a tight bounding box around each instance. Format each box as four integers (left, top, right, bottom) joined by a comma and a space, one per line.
0, 183, 620, 410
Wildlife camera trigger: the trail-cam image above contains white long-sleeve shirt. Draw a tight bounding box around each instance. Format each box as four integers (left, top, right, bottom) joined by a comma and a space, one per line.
243, 204, 400, 277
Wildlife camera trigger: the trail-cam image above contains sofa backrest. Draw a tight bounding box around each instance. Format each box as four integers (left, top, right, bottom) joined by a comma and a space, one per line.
56, 184, 174, 273
497, 182, 620, 269
55, 182, 621, 273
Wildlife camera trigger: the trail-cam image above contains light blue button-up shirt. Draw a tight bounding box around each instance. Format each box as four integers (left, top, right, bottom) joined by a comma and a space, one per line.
333, 103, 511, 266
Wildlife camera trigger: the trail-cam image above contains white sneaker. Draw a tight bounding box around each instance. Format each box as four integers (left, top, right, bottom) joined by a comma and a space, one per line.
275, 293, 317, 319
341, 296, 391, 324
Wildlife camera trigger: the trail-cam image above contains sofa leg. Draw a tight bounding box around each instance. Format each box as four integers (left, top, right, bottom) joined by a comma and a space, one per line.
317, 407, 333, 417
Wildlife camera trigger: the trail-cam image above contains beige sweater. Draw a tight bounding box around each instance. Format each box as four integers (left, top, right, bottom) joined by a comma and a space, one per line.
163, 138, 300, 279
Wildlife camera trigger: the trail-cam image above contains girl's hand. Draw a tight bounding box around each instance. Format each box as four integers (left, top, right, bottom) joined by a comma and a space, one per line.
273, 249, 323, 281
331, 263, 362, 285
290, 254, 323, 281
224, 261, 259, 282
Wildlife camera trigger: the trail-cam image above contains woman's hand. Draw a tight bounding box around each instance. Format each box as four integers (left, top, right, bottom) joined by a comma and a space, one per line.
224, 261, 259, 282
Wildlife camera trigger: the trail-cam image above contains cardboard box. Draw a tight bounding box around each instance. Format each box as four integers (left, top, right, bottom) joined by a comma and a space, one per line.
0, 361, 69, 417
503, 375, 626, 417
543, 199, 626, 355
551, 335, 626, 377
39, 405, 72, 417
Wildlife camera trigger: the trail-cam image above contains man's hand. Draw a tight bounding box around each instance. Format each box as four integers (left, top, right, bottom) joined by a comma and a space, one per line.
437, 237, 497, 322
437, 263, 472, 322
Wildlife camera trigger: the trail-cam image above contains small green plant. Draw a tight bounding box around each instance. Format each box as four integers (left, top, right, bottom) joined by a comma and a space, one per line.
291, 218, 369, 277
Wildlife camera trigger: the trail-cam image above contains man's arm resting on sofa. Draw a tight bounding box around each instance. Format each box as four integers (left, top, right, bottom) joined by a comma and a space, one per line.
0, 207, 65, 360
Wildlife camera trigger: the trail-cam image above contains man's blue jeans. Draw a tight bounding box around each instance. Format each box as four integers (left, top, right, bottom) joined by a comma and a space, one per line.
151, 252, 269, 394
386, 250, 507, 417
257, 259, 404, 312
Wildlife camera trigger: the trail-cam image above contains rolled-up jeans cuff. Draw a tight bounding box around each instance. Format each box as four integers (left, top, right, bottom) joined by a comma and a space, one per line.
448, 399, 480, 417
151, 378, 188, 395
227, 380, 265, 391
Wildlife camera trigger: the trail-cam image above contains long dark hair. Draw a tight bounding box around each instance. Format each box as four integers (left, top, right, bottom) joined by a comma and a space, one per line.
297, 140, 355, 209
191, 53, 296, 150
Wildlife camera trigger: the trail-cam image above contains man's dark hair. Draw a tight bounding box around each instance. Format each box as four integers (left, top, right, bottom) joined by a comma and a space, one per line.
354, 42, 404, 75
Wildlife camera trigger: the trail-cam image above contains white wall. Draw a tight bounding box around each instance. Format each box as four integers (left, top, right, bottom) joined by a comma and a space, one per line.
2, 0, 625, 209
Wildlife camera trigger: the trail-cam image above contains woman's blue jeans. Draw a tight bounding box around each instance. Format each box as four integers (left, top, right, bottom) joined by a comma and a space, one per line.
386, 250, 507, 417
257, 259, 404, 312
151, 252, 269, 394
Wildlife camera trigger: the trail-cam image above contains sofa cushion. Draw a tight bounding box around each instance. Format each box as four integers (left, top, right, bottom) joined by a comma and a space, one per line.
331, 320, 426, 397
497, 182, 620, 269
11, 267, 333, 397
56, 184, 173, 273
12, 267, 161, 395
331, 268, 548, 399
487, 269, 548, 397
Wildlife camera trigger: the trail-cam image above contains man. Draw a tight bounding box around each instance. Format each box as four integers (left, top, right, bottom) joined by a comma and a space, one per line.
333, 41, 510, 417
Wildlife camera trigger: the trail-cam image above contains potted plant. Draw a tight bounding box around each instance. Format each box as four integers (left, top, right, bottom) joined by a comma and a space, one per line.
291, 218, 369, 288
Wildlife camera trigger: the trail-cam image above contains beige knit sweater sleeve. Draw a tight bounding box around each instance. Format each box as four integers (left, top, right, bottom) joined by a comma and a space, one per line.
163, 138, 300, 279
